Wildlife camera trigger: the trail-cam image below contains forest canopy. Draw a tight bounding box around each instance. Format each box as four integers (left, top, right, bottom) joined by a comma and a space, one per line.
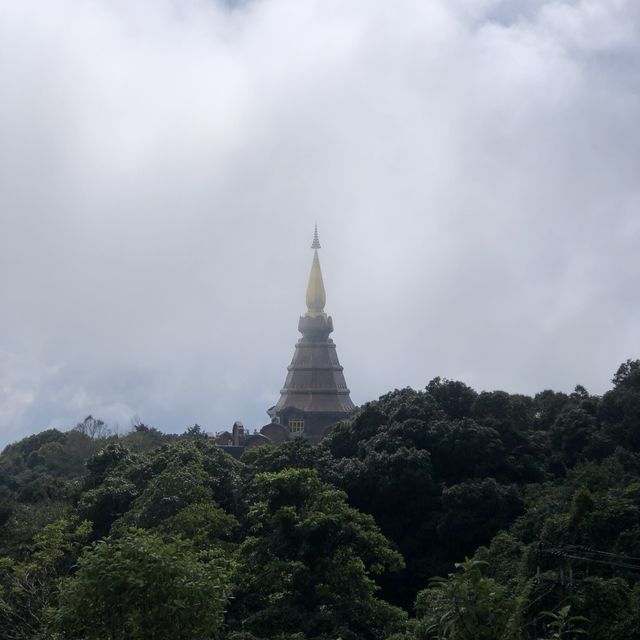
1, 359, 640, 639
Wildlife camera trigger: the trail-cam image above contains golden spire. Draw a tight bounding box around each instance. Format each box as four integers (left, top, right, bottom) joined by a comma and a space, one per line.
305, 225, 326, 318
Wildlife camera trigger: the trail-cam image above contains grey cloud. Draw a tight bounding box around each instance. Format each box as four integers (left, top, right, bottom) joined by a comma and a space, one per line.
0, 0, 639, 447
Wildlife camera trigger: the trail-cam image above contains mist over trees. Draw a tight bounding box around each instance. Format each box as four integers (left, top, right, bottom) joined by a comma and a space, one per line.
1, 360, 640, 639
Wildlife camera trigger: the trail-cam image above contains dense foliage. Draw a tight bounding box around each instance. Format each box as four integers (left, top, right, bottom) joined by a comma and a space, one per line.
1, 360, 639, 639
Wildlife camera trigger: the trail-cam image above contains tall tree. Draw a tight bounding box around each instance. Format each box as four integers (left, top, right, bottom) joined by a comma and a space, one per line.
229, 468, 406, 640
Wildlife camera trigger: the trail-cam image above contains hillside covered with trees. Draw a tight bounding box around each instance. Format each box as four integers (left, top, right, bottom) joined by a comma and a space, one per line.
1, 360, 640, 639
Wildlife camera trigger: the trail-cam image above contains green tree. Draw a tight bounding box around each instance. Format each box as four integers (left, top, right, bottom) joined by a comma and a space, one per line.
116, 460, 213, 530
182, 424, 208, 440
119, 422, 166, 453
229, 468, 406, 640
437, 479, 523, 558
538, 605, 588, 640
157, 502, 239, 552
77, 475, 139, 536
79, 440, 242, 536
414, 559, 517, 640
549, 408, 600, 469
241, 438, 321, 479
84, 443, 135, 488
426, 378, 477, 419
50, 529, 230, 640
0, 516, 91, 640
600, 360, 640, 452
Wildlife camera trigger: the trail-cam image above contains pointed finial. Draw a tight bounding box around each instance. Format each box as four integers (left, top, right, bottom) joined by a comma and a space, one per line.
311, 224, 321, 250
305, 226, 326, 318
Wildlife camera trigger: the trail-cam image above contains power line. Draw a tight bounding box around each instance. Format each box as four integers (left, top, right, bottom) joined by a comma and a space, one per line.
537, 542, 640, 575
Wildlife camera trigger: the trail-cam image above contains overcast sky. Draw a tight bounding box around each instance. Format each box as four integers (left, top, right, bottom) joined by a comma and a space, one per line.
1, 0, 639, 447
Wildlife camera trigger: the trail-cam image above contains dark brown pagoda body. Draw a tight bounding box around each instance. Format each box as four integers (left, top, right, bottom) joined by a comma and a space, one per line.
271, 229, 355, 443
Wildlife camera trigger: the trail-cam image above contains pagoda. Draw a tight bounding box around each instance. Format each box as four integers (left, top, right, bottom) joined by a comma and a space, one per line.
270, 227, 355, 443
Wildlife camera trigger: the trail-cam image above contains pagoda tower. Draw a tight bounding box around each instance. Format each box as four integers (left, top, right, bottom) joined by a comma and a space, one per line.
271, 227, 355, 443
